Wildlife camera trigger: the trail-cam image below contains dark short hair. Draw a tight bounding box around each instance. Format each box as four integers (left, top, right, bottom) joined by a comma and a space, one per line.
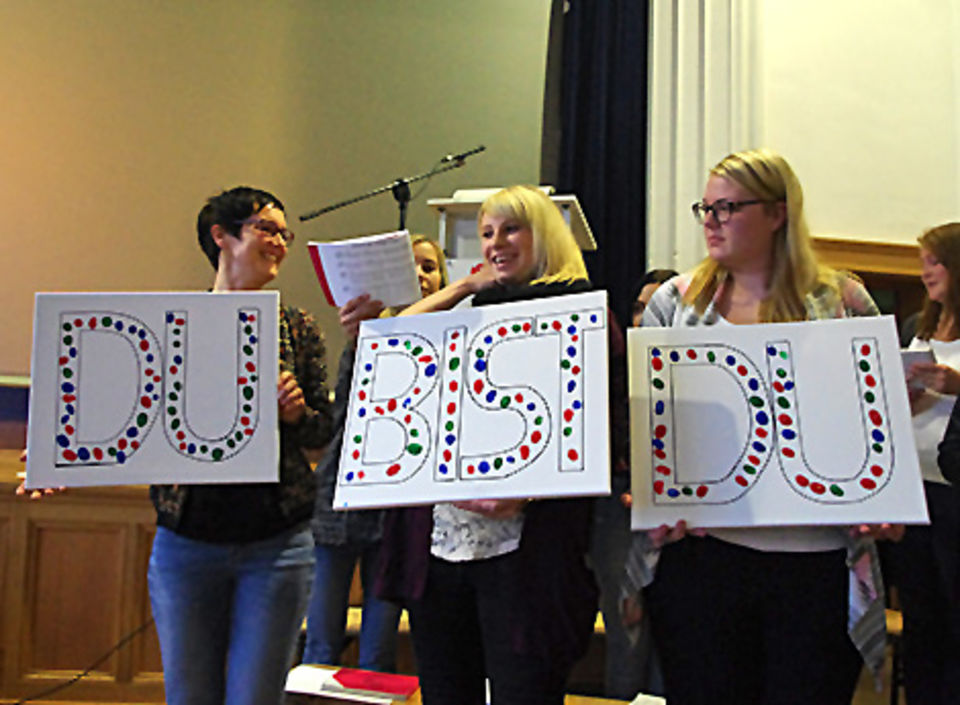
197, 186, 285, 269
632, 268, 678, 304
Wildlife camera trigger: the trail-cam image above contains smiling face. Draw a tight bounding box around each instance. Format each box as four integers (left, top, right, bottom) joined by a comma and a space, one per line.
479, 212, 537, 285
920, 247, 950, 304
214, 204, 288, 290
701, 175, 783, 273
413, 241, 444, 298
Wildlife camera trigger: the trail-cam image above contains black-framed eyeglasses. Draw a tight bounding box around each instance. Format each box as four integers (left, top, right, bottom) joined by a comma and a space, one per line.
235, 218, 295, 245
690, 199, 769, 225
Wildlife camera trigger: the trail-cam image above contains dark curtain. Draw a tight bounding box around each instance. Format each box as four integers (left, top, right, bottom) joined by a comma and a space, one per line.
542, 0, 650, 329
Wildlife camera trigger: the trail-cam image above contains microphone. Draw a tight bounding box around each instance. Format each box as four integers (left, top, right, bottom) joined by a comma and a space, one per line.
441, 145, 486, 164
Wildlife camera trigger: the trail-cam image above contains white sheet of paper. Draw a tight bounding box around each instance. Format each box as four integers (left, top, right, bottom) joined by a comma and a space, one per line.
333, 291, 611, 509
26, 292, 279, 488
308, 230, 420, 307
629, 316, 927, 529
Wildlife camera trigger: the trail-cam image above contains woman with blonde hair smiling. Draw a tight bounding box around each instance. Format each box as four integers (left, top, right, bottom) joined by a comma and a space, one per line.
374, 185, 618, 705
626, 149, 892, 705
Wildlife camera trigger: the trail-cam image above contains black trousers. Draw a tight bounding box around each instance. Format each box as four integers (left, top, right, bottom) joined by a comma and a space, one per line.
645, 535, 862, 705
406, 553, 568, 705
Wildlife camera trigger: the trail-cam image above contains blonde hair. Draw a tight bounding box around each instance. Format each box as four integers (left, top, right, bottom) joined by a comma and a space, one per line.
478, 185, 589, 285
916, 223, 960, 340
410, 234, 449, 289
685, 148, 837, 322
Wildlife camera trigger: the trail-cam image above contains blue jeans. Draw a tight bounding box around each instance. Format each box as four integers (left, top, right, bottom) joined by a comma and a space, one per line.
589, 474, 662, 699
148, 525, 314, 705
303, 542, 400, 671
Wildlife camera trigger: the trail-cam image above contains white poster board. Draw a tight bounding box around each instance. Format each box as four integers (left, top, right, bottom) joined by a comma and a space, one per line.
629, 316, 927, 529
27, 292, 279, 488
333, 291, 610, 509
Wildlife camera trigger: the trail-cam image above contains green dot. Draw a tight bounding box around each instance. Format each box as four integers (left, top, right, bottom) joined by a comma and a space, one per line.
561, 360, 571, 369
410, 429, 419, 437
859, 360, 870, 372
494, 457, 503, 469
407, 443, 423, 455
681, 486, 693, 496
173, 328, 181, 335
476, 349, 484, 358
776, 368, 787, 378
776, 397, 791, 409
167, 406, 177, 415
173, 340, 181, 348
63, 323, 73, 332
707, 351, 716, 362
540, 322, 548, 330
200, 444, 208, 453
212, 448, 224, 460
779, 351, 788, 359
512, 324, 521, 332
653, 379, 665, 389
872, 443, 883, 453
227, 439, 236, 448
62, 368, 73, 378
829, 484, 844, 497
445, 421, 454, 431
449, 358, 461, 371
571, 314, 580, 322
243, 404, 252, 413
174, 381, 182, 391
235, 431, 244, 441
563, 427, 572, 436
171, 418, 180, 430
243, 386, 254, 400
362, 378, 369, 385
63, 335, 73, 345
169, 392, 178, 401
136, 413, 148, 427
108, 447, 117, 456
865, 391, 876, 403
743, 464, 757, 474
535, 416, 543, 425
243, 344, 253, 356
244, 325, 253, 335
749, 396, 764, 407
412, 346, 423, 356
404, 340, 411, 349
353, 435, 362, 443
101, 316, 112, 326
500, 396, 511, 408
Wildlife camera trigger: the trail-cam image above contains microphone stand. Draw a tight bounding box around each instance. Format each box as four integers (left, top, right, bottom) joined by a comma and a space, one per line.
299, 146, 486, 230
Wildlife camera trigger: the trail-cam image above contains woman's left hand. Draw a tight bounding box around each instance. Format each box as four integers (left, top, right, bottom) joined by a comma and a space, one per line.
452, 498, 529, 519
278, 370, 306, 424
850, 523, 905, 542
908, 362, 960, 395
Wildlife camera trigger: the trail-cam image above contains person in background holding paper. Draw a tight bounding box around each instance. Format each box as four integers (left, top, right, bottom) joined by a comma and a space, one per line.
304, 234, 448, 670
623, 149, 890, 705
148, 187, 334, 705
375, 185, 608, 705
893, 222, 960, 704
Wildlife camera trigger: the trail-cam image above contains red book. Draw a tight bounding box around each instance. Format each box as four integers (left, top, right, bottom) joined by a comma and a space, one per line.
329, 668, 419, 699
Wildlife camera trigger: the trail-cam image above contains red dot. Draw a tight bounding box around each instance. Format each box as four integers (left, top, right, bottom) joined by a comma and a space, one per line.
654, 425, 667, 438
778, 414, 793, 426
514, 393, 524, 403
571, 335, 579, 342
652, 358, 663, 371
241, 416, 250, 426
449, 381, 459, 392
404, 414, 412, 424
498, 327, 507, 337
563, 409, 574, 422
154, 376, 161, 383
375, 406, 384, 415
358, 471, 365, 479
93, 448, 104, 460
552, 320, 562, 331
88, 317, 97, 329
861, 478, 877, 490
782, 447, 795, 458
352, 450, 360, 460
861, 344, 872, 356
65, 424, 74, 436
418, 355, 433, 363
238, 376, 248, 385
468, 465, 476, 474
179, 442, 186, 450
358, 390, 366, 401
244, 428, 253, 435
654, 449, 666, 459
447, 402, 457, 415
870, 465, 883, 477
175, 318, 186, 326
796, 474, 809, 487
131, 441, 140, 450
169, 366, 178, 375
568, 449, 579, 461
371, 343, 378, 350
247, 315, 256, 322
572, 366, 581, 375
735, 475, 748, 487
118, 439, 127, 450
865, 375, 876, 388
748, 455, 760, 465
696, 485, 708, 498
449, 342, 457, 352
413, 387, 421, 395
140, 340, 149, 351
531, 430, 542, 443
653, 480, 664, 495
474, 379, 484, 393
73, 318, 83, 327
520, 445, 530, 460
59, 356, 68, 365
63, 450, 77, 461
686, 349, 697, 360
387, 399, 397, 412
755, 428, 768, 438
736, 365, 747, 376
655, 465, 671, 476
245, 362, 256, 373
386, 463, 401, 476
176, 431, 185, 440
773, 381, 784, 392
451, 331, 460, 339
145, 368, 154, 377
868, 409, 883, 426
141, 396, 152, 408
810, 482, 826, 495
443, 449, 452, 462
63, 394, 76, 403
522, 322, 531, 332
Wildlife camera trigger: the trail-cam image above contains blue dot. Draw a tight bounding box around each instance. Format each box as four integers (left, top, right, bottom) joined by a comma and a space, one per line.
138, 329, 146, 339
173, 355, 183, 365
60, 415, 69, 424
526, 402, 536, 411
358, 408, 366, 418
152, 394, 158, 401
69, 347, 77, 357
566, 346, 577, 358
756, 411, 769, 425
485, 390, 497, 403
114, 320, 124, 331
239, 312, 247, 321
655, 400, 665, 415
445, 434, 456, 445
249, 335, 257, 344
78, 447, 90, 461
484, 335, 493, 344
425, 363, 437, 377
65, 404, 75, 414
670, 351, 680, 362
57, 434, 69, 448
784, 381, 795, 390
567, 380, 576, 393
403, 398, 411, 407
478, 461, 490, 474
567, 325, 577, 335
752, 441, 766, 453
116, 450, 126, 463
128, 325, 137, 334
187, 443, 196, 454
61, 382, 75, 393
766, 346, 777, 356
474, 359, 486, 372
126, 427, 138, 438
872, 430, 885, 442
365, 363, 372, 371
667, 488, 680, 498
590, 314, 598, 322
146, 383, 154, 393
573, 400, 582, 410
782, 429, 797, 440
726, 355, 736, 365
346, 471, 355, 481
748, 379, 759, 391
388, 338, 399, 347
652, 438, 664, 450
166, 313, 174, 323
652, 348, 661, 357
146, 354, 154, 363
439, 464, 448, 474
506, 456, 515, 463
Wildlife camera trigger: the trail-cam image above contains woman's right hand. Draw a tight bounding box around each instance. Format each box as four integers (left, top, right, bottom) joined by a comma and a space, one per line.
649, 520, 706, 548
14, 450, 66, 500
339, 294, 384, 339
463, 262, 497, 294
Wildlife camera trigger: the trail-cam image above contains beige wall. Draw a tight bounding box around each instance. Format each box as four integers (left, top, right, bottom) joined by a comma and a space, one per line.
0, 0, 551, 376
